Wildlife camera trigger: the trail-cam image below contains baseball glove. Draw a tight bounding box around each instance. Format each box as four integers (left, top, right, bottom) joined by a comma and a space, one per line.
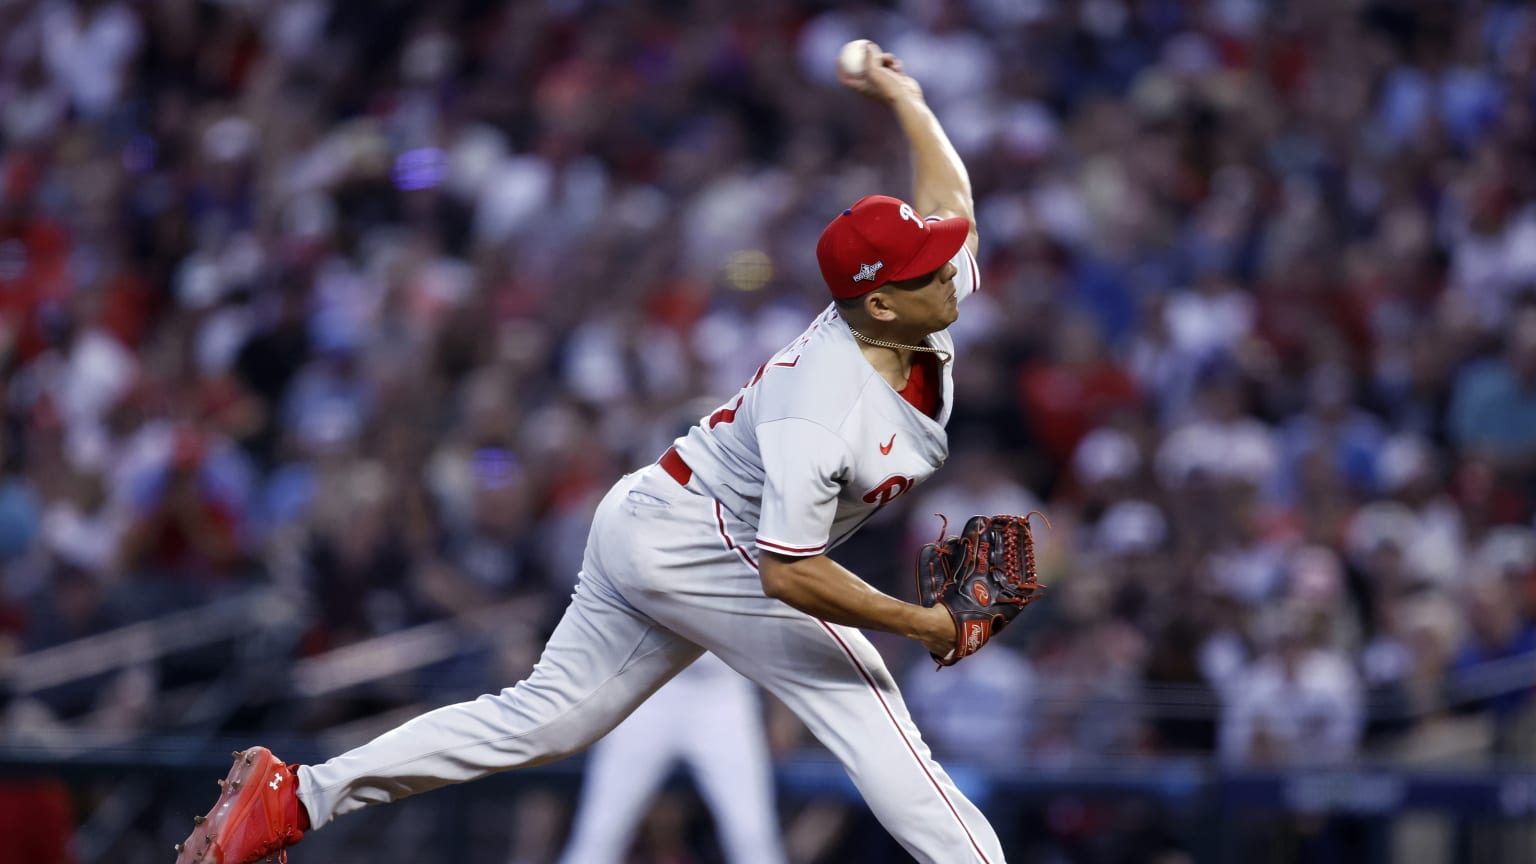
917, 513, 1048, 667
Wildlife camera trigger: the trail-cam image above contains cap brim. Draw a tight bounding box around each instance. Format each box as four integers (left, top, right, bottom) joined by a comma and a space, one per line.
886, 216, 970, 282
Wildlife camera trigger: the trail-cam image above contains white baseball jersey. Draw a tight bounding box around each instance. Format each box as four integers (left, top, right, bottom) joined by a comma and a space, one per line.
673, 242, 981, 558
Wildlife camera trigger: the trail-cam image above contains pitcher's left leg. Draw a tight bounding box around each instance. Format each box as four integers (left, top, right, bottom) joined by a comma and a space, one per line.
739, 620, 1004, 864
628, 587, 1004, 863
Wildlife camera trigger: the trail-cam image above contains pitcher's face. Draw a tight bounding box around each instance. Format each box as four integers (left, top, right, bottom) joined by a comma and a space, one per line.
880, 260, 960, 332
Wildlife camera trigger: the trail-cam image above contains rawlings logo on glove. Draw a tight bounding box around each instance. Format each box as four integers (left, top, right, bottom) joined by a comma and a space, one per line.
916, 513, 1048, 667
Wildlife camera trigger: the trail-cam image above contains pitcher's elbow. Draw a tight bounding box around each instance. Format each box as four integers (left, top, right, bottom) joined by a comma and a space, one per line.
758, 553, 799, 600
759, 567, 790, 600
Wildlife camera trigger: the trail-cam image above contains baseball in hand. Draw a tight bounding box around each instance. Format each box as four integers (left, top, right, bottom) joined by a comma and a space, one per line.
838, 39, 876, 77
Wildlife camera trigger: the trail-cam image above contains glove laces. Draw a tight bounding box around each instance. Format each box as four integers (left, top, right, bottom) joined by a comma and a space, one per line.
1017, 511, 1049, 588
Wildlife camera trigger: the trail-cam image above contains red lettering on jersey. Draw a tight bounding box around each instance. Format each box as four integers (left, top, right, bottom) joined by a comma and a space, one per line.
861, 474, 913, 506
708, 396, 743, 429
705, 355, 800, 429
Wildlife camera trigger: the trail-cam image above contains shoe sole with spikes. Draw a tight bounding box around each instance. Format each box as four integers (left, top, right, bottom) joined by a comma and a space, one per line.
174, 747, 284, 864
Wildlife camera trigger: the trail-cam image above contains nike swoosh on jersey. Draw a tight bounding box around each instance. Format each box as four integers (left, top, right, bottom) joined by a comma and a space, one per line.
879, 434, 896, 455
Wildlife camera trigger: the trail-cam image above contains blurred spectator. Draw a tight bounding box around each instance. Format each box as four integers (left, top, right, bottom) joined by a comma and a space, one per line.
0, 434, 41, 565
904, 643, 1037, 772
1449, 308, 1536, 478
1032, 568, 1149, 767
1276, 364, 1386, 503
1449, 574, 1536, 724
904, 444, 1043, 550
37, 0, 142, 120
0, 776, 74, 864
1017, 312, 1139, 479
1357, 433, 1466, 591
40, 448, 118, 578
1219, 604, 1364, 767
20, 564, 123, 722
116, 427, 251, 594
1363, 592, 1465, 747
299, 456, 419, 651
1155, 364, 1278, 496
0, 678, 75, 864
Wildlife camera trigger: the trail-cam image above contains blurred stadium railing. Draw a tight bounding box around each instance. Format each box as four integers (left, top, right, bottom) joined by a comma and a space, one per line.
7, 596, 1536, 863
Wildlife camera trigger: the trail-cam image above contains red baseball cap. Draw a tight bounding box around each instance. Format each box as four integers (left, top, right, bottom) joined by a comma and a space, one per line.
816, 195, 970, 300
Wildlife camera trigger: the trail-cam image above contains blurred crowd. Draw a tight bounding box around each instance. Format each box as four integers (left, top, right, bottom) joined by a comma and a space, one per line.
2, 0, 1536, 800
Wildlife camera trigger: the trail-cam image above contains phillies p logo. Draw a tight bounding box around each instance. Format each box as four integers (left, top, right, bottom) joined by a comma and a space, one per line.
862, 474, 913, 506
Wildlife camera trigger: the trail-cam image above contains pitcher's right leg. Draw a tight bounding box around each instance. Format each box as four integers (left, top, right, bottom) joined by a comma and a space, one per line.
692, 613, 1003, 864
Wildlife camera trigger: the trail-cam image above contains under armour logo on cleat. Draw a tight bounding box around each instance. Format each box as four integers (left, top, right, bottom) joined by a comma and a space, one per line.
853, 261, 884, 283
270, 771, 284, 790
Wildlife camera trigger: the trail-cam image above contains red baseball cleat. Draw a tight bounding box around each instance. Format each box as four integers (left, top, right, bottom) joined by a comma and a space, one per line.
174, 747, 307, 864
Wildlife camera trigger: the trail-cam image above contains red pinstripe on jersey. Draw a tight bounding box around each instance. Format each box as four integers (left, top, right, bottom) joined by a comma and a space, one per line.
755, 537, 828, 555
818, 622, 995, 864
714, 501, 760, 571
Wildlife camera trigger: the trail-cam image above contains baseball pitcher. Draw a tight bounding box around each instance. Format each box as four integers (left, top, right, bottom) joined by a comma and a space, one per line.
176, 42, 1042, 864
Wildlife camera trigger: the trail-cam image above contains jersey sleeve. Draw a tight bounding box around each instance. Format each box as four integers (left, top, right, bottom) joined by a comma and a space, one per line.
925, 216, 981, 303
754, 418, 848, 557
953, 243, 981, 303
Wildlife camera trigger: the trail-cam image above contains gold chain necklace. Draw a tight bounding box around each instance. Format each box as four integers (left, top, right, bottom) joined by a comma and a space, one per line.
846, 324, 952, 364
